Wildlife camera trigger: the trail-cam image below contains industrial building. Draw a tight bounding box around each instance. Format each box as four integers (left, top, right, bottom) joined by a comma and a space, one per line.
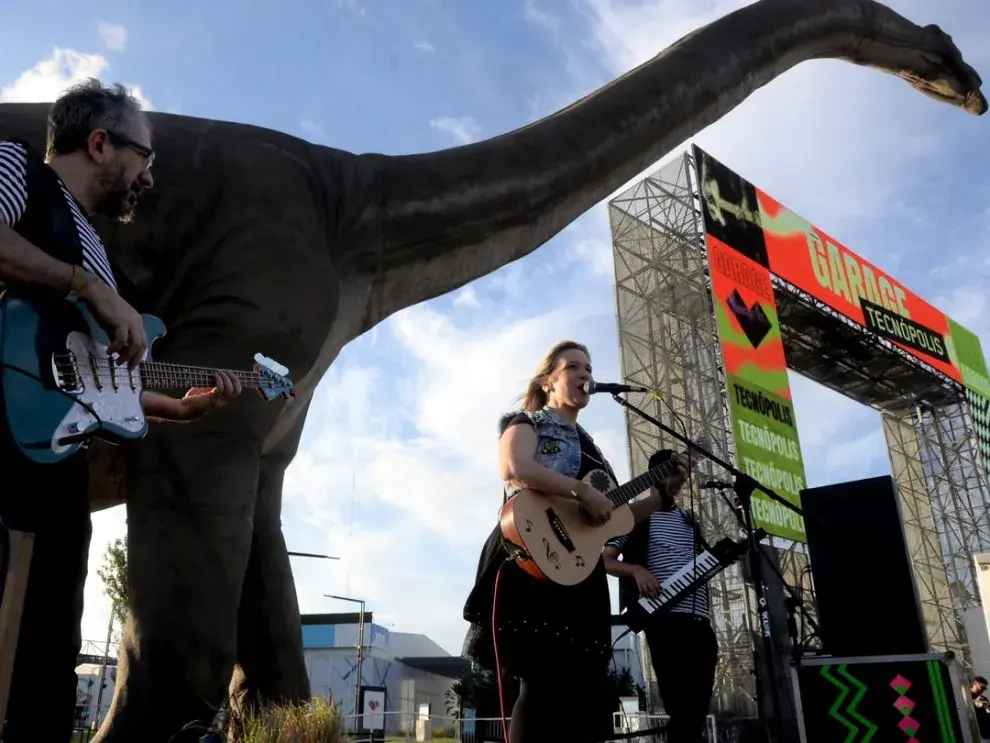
303, 612, 468, 733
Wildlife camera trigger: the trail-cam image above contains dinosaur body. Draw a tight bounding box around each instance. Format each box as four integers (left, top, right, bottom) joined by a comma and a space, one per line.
0, 0, 983, 739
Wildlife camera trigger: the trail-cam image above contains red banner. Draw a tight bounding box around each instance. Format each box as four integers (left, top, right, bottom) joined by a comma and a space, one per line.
757, 190, 961, 383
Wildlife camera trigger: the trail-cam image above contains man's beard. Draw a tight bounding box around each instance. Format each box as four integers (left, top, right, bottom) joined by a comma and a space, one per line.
93, 166, 140, 224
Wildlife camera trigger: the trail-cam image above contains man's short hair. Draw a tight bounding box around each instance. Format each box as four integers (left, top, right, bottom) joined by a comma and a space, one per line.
648, 449, 679, 473
46, 78, 148, 159
976, 676, 988, 685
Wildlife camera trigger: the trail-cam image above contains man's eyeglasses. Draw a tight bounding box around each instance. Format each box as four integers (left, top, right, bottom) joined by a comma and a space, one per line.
105, 130, 155, 169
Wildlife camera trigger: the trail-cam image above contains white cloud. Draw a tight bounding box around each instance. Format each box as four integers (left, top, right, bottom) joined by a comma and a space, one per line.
429, 115, 481, 145
523, 0, 559, 34
414, 41, 436, 53
300, 119, 326, 140
0, 48, 152, 110
561, 223, 614, 278
98, 23, 128, 53
334, 0, 366, 16
452, 286, 480, 308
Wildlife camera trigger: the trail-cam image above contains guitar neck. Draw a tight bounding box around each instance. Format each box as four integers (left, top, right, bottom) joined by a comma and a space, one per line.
606, 465, 679, 508
604, 440, 704, 507
139, 361, 261, 390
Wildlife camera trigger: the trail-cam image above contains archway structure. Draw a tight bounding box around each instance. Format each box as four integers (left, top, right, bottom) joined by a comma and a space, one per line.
608, 147, 990, 713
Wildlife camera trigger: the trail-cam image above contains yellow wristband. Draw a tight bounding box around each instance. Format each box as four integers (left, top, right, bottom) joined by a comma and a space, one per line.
67, 266, 86, 297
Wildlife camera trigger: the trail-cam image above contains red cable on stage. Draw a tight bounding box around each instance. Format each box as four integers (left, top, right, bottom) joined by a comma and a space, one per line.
491, 563, 509, 742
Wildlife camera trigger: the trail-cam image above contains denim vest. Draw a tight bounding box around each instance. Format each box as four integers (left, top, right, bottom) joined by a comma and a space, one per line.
499, 407, 612, 503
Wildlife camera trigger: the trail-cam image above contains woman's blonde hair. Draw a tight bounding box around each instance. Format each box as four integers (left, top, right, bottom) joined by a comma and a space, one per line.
520, 340, 590, 411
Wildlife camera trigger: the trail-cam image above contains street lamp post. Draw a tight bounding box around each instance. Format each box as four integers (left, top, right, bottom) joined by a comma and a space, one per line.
325, 594, 366, 719
288, 551, 340, 560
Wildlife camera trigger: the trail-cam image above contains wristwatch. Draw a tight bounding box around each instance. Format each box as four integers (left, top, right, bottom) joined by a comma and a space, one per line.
65, 265, 87, 301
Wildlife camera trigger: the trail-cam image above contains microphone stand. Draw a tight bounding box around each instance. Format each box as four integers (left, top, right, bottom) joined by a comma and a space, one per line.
609, 393, 820, 743
707, 486, 816, 663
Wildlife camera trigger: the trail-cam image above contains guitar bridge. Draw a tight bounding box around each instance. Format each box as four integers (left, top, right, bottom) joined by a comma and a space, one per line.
544, 508, 576, 553
51, 351, 83, 393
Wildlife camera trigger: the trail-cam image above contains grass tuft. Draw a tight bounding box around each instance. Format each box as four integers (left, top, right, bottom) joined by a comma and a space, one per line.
229, 697, 344, 742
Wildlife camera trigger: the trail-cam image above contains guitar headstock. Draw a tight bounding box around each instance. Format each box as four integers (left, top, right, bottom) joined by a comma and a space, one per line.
253, 353, 295, 401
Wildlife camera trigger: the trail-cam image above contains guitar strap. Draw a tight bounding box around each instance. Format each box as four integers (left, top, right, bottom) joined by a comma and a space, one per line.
576, 424, 618, 484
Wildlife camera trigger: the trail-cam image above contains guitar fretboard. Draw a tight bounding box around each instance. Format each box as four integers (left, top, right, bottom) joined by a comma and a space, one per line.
139, 361, 262, 390
603, 448, 697, 508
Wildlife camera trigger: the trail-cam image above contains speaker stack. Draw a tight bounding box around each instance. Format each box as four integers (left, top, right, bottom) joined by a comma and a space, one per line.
792, 475, 982, 742
800, 474, 929, 657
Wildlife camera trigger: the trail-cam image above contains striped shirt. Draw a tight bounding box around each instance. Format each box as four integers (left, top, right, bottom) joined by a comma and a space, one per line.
0, 140, 118, 291
610, 508, 710, 618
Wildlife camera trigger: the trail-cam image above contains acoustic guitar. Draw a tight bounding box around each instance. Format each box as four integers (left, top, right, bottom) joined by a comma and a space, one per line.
499, 435, 708, 585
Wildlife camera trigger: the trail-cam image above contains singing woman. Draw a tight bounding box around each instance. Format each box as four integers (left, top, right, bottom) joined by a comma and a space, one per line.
464, 340, 631, 743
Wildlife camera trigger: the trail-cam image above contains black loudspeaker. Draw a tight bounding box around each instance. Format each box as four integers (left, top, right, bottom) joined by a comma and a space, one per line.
800, 475, 929, 657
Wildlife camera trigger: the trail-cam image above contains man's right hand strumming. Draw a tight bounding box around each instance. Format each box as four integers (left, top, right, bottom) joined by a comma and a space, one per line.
76, 269, 149, 369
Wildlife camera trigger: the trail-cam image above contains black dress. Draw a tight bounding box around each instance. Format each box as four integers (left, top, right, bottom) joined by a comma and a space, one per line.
463, 422, 618, 742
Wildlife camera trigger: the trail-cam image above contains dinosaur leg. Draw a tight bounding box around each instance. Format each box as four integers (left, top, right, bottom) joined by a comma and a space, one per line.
95, 219, 333, 740
93, 421, 261, 743
228, 434, 311, 716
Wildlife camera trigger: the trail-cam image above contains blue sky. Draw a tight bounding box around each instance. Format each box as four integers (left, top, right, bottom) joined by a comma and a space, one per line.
2, 0, 989, 656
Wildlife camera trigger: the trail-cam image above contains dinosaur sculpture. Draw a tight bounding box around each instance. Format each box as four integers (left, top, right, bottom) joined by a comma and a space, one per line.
0, 0, 984, 739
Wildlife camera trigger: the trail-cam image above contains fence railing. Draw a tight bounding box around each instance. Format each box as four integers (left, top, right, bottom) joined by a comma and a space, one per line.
73, 704, 759, 742
338, 711, 726, 743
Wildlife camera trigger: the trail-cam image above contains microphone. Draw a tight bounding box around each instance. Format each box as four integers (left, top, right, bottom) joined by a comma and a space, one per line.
698, 478, 735, 490
582, 380, 648, 395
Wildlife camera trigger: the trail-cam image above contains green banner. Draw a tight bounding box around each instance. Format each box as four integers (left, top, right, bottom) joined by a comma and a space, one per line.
947, 317, 990, 395
727, 372, 808, 542
946, 316, 990, 476
694, 145, 809, 542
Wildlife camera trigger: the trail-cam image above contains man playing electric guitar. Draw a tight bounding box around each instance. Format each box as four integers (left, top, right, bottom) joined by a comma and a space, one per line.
604, 449, 718, 743
0, 80, 240, 742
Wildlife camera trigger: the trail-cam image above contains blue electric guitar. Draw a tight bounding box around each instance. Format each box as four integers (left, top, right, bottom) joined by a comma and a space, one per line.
0, 293, 295, 464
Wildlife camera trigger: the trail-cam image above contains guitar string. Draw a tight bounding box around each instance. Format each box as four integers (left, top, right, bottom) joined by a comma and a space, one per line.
51, 353, 265, 379
49, 353, 283, 390
602, 453, 689, 509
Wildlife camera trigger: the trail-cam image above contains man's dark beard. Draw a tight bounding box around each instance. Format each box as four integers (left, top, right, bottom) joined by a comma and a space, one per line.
93, 167, 139, 224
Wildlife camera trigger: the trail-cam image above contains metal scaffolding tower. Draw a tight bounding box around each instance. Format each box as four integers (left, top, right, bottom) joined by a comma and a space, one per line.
608, 149, 990, 714
609, 152, 759, 713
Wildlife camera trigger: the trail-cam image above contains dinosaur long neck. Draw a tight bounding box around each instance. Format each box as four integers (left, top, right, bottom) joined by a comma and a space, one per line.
325, 0, 847, 323
282, 0, 847, 451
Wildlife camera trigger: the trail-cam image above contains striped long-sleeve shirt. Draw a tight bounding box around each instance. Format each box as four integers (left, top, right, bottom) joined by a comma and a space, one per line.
0, 140, 118, 291
609, 508, 710, 618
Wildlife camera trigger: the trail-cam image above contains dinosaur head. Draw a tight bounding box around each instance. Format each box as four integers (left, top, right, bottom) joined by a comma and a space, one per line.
841, 2, 987, 116
899, 24, 986, 115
